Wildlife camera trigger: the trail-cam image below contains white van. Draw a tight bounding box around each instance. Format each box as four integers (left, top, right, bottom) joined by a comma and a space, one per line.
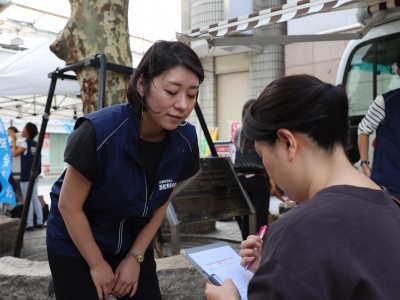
336, 8, 400, 163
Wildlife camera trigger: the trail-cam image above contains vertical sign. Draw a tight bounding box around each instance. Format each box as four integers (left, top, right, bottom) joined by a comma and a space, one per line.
230, 121, 241, 143
0, 117, 16, 205
41, 133, 50, 175
200, 127, 219, 157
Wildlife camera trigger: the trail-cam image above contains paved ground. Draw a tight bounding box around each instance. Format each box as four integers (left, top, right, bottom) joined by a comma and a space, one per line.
1, 175, 281, 261
1, 220, 244, 261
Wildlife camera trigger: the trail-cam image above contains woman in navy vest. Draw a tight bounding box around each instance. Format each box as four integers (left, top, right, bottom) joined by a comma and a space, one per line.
10, 122, 43, 231
358, 53, 400, 199
46, 41, 204, 300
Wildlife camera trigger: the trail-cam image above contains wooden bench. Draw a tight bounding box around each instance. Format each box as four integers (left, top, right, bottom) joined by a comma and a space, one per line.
166, 157, 256, 254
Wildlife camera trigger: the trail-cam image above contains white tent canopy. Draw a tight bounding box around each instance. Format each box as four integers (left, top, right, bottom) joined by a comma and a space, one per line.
0, 41, 82, 119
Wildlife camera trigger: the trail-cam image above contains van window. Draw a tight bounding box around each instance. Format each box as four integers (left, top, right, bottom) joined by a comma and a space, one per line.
344, 34, 400, 117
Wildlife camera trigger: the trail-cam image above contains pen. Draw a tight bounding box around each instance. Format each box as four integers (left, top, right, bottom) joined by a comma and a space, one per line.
273, 189, 286, 202
205, 271, 223, 286
244, 225, 268, 271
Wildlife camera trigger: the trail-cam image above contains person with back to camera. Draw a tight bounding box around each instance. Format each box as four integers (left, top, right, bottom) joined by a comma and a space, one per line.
357, 53, 400, 200
205, 74, 400, 300
9, 122, 44, 231
233, 99, 270, 240
46, 40, 204, 300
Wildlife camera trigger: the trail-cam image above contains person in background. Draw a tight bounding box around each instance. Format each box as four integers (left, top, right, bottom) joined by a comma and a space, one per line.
7, 126, 22, 202
205, 74, 400, 300
233, 99, 270, 240
357, 53, 400, 199
10, 122, 44, 230
46, 40, 204, 300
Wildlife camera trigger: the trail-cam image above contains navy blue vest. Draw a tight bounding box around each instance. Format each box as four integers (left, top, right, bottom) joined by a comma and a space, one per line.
20, 138, 41, 182
371, 88, 400, 193
47, 103, 199, 256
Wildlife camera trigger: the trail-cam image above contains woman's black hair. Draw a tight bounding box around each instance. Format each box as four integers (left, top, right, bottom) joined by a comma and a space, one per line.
25, 122, 38, 139
126, 40, 205, 113
242, 99, 257, 119
242, 74, 349, 152
7, 126, 18, 133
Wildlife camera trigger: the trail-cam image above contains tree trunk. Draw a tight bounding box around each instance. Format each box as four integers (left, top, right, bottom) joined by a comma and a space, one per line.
0, 2, 11, 13
50, 0, 132, 113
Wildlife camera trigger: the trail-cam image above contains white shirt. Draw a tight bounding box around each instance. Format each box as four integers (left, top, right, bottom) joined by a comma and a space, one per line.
9, 138, 24, 173
358, 95, 385, 135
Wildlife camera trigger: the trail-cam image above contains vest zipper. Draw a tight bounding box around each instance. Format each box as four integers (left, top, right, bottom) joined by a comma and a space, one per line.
142, 171, 149, 217
113, 218, 127, 255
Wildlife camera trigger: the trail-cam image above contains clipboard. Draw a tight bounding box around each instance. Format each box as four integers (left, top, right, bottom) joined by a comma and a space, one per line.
181, 242, 253, 300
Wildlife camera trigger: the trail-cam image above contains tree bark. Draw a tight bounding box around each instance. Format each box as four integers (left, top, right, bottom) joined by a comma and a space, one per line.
0, 3, 11, 14
50, 0, 132, 113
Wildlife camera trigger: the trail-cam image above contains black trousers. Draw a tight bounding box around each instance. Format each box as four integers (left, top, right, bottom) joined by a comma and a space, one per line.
47, 248, 161, 300
236, 174, 270, 240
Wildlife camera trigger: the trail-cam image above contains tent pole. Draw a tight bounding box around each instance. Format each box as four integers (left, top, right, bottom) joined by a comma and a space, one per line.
13, 72, 57, 257
98, 54, 107, 110
12, 57, 133, 257
194, 102, 218, 157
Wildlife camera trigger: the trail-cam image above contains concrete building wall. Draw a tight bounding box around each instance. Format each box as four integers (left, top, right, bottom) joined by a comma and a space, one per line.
215, 53, 250, 140
285, 40, 350, 84
187, 0, 224, 135
285, 6, 358, 84
185, 0, 358, 143
250, 43, 285, 98
187, 56, 218, 128
251, 0, 286, 98
191, 0, 224, 28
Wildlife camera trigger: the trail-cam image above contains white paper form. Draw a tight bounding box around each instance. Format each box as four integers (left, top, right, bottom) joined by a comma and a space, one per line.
186, 243, 253, 300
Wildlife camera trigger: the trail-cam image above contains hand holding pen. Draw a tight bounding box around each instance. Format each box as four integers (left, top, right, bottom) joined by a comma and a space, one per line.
240, 225, 268, 272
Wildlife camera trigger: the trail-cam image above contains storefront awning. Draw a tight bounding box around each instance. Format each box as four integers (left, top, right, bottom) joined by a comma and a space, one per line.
177, 0, 397, 43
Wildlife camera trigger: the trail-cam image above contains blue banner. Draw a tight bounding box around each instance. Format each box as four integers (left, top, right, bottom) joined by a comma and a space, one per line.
0, 117, 16, 206
62, 120, 75, 134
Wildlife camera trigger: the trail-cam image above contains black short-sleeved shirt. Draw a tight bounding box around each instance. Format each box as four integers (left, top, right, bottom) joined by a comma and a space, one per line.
248, 185, 400, 300
64, 120, 97, 181
64, 119, 199, 192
